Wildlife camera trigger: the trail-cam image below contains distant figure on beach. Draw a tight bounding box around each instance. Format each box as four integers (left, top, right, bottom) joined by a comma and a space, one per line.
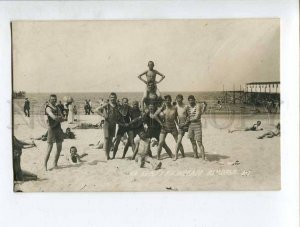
187, 95, 207, 160
228, 121, 263, 133
89, 99, 94, 114
67, 146, 88, 164
68, 101, 74, 124
174, 94, 189, 161
44, 94, 65, 171
257, 123, 280, 139
138, 61, 165, 110
64, 101, 69, 118
95, 92, 123, 160
84, 100, 90, 115
13, 136, 37, 181
23, 98, 30, 117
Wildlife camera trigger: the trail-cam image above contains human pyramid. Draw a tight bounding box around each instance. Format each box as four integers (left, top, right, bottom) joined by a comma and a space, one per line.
43, 61, 207, 171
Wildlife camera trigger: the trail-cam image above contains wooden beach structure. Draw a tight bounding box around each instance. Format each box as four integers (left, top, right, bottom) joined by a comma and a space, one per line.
220, 81, 280, 113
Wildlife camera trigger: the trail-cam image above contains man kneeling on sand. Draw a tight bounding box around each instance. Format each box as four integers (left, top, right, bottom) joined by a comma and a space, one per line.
134, 133, 162, 170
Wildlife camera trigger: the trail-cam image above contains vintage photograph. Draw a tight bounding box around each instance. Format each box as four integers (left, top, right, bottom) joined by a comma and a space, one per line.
12, 19, 280, 192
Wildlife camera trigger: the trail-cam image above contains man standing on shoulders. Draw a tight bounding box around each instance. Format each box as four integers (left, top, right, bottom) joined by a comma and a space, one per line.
44, 94, 66, 171
95, 92, 122, 161
187, 95, 207, 161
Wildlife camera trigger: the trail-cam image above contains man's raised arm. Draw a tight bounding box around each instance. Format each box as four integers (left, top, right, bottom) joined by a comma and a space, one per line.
138, 71, 148, 84
155, 70, 166, 84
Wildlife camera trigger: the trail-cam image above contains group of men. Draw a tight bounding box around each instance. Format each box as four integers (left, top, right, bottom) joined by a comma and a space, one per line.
95, 92, 207, 163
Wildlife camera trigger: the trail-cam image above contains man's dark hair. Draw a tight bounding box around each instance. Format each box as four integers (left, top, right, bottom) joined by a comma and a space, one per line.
176, 94, 183, 100
188, 95, 195, 101
122, 97, 128, 102
148, 61, 154, 65
70, 146, 77, 152
164, 95, 172, 101
110, 92, 117, 97
50, 94, 57, 99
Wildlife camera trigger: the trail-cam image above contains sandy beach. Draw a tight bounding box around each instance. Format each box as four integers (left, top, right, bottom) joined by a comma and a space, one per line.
13, 113, 280, 192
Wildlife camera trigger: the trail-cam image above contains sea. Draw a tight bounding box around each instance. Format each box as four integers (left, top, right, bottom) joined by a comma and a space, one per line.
12, 91, 278, 115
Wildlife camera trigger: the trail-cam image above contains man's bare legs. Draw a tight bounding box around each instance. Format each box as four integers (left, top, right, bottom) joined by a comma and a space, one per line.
104, 137, 112, 160
121, 131, 135, 159
112, 135, 123, 159
173, 133, 185, 161
44, 143, 53, 171
157, 133, 173, 160
197, 140, 206, 160
190, 139, 199, 158
53, 142, 62, 168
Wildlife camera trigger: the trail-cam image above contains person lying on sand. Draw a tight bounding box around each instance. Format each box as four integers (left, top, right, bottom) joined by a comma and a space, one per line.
257, 123, 280, 139
89, 140, 104, 149
134, 135, 162, 170
33, 128, 75, 141
67, 146, 88, 164
228, 121, 263, 133
72, 122, 101, 129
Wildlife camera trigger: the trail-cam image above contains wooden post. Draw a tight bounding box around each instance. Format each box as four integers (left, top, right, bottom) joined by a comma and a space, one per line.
233, 84, 235, 104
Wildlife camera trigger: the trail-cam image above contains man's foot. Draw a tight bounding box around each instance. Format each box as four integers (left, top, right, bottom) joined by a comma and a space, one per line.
173, 155, 178, 161
257, 136, 263, 139
181, 154, 185, 158
154, 162, 162, 170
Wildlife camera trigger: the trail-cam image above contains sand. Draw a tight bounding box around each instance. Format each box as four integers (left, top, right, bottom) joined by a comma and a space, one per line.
13, 113, 280, 192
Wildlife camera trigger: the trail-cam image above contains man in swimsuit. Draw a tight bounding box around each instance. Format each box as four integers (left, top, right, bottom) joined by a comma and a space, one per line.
228, 121, 263, 133
154, 95, 184, 160
138, 61, 165, 110
187, 95, 207, 160
173, 94, 189, 161
122, 101, 143, 159
95, 92, 123, 160
44, 94, 66, 171
112, 97, 136, 159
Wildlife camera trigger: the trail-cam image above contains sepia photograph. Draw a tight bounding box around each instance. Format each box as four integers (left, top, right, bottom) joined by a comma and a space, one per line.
12, 19, 280, 192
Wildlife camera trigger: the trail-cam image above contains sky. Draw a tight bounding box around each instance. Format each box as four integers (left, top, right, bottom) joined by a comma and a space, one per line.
12, 19, 279, 93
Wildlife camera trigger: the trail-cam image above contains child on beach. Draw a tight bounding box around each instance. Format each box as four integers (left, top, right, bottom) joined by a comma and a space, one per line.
257, 123, 280, 139
228, 121, 263, 133
138, 61, 166, 108
67, 146, 88, 164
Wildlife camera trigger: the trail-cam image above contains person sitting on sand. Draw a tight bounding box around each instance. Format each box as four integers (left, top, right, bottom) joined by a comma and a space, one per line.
13, 136, 37, 181
133, 134, 162, 170
67, 146, 88, 164
138, 61, 165, 110
257, 123, 280, 139
228, 121, 263, 133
